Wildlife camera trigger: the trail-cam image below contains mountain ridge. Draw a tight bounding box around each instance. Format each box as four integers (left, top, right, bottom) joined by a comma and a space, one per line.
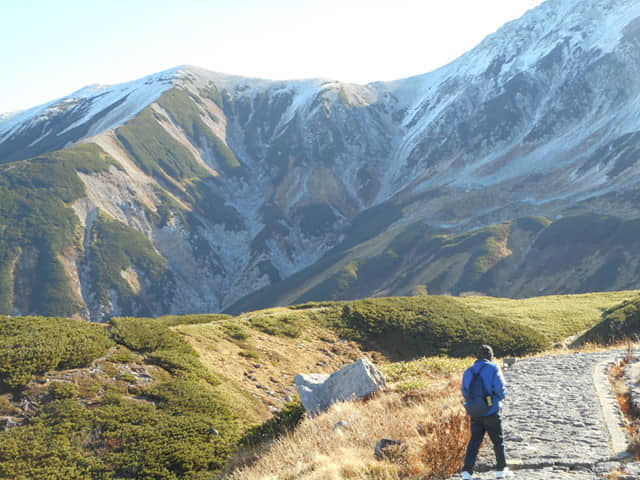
2, 0, 640, 319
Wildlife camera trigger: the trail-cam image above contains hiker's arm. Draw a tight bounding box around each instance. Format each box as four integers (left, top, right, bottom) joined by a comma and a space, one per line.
461, 370, 471, 400
492, 368, 507, 400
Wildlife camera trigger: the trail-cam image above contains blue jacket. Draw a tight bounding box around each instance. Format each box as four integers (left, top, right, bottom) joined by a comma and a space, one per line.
462, 359, 506, 416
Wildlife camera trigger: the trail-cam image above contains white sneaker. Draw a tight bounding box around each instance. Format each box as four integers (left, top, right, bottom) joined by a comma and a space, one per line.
496, 467, 514, 478
461, 472, 474, 480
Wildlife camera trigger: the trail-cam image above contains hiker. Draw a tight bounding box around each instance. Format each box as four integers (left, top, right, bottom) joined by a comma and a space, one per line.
461, 344, 511, 480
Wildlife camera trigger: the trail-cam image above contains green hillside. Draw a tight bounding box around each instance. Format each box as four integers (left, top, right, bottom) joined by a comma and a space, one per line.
0, 144, 118, 316
0, 315, 261, 480
457, 290, 639, 343
0, 291, 636, 478
230, 213, 640, 314
289, 296, 548, 358
577, 296, 640, 345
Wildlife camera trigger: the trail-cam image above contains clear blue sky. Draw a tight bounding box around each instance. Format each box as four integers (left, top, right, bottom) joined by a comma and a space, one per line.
1, 0, 544, 114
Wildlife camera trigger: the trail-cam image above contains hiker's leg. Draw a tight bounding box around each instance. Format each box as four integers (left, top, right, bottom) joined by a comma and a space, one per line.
485, 412, 507, 471
463, 416, 486, 474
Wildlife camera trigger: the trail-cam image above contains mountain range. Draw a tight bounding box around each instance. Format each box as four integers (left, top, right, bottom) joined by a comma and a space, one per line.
2, 0, 640, 320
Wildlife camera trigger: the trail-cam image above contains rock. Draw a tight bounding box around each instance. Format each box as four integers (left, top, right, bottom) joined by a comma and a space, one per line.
503, 357, 518, 369
622, 462, 640, 475
374, 438, 402, 460
333, 421, 349, 431
295, 358, 386, 415
594, 462, 620, 474
0, 417, 20, 431
210, 427, 220, 436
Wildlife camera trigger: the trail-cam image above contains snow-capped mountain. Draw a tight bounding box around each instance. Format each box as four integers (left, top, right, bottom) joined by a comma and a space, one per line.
0, 69, 180, 164
2, 0, 640, 320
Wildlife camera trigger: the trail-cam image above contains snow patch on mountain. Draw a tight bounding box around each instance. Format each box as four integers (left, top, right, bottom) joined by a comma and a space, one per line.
0, 68, 181, 147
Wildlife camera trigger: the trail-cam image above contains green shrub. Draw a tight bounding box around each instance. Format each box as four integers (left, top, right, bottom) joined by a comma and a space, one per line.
238, 349, 260, 359
49, 382, 79, 400
116, 373, 137, 384
241, 398, 305, 446
156, 313, 231, 327
0, 316, 114, 388
110, 317, 217, 383
326, 296, 548, 359
144, 379, 238, 421
0, 396, 18, 416
108, 346, 137, 364
249, 315, 301, 338
0, 391, 243, 479
221, 322, 250, 341
110, 317, 187, 353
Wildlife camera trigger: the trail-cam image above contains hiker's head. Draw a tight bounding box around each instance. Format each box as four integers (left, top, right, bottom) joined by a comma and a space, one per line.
477, 344, 494, 361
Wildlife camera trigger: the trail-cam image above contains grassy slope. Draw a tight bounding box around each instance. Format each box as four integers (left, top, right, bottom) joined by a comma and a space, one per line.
0, 143, 119, 316
174, 308, 368, 421
578, 295, 640, 344
457, 290, 639, 343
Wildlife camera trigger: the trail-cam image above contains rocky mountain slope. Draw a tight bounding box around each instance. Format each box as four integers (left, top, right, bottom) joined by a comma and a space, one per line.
2, 0, 640, 319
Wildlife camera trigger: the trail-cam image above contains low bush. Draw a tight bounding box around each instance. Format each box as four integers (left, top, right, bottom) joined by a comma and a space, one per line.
49, 382, 78, 400
156, 313, 231, 327
110, 317, 190, 354
0, 396, 18, 416
221, 322, 251, 341
110, 317, 217, 383
0, 316, 113, 388
240, 398, 305, 446
248, 315, 301, 338
578, 297, 640, 345
238, 349, 260, 360
0, 391, 243, 480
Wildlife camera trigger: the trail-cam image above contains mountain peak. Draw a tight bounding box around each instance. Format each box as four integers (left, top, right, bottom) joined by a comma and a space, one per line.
0, 68, 183, 163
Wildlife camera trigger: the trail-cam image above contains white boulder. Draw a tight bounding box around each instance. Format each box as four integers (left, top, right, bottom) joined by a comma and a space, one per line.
294, 358, 386, 415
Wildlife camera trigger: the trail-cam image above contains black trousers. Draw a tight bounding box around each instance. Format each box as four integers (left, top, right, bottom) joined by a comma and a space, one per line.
463, 412, 506, 474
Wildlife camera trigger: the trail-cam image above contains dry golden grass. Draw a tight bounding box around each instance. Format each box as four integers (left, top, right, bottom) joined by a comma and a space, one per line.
608, 343, 640, 459
176, 316, 367, 422
225, 377, 468, 480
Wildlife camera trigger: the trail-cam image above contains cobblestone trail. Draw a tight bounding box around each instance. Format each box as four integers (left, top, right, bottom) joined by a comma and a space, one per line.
448, 351, 640, 480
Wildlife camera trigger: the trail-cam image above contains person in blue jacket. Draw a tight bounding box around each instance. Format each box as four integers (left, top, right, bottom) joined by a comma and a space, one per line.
461, 344, 511, 480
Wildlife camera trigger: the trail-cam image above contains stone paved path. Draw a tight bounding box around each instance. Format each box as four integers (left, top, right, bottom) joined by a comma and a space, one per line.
448, 351, 640, 480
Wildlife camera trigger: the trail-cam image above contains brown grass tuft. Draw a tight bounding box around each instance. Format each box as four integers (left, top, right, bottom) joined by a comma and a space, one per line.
418, 411, 470, 480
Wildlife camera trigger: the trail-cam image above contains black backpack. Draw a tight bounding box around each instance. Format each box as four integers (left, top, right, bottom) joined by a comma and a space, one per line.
464, 364, 491, 417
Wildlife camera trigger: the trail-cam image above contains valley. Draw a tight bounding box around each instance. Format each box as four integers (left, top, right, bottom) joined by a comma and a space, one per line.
1, 1, 640, 320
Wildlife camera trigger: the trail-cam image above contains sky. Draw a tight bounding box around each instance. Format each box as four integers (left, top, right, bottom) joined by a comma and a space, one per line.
0, 0, 544, 115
